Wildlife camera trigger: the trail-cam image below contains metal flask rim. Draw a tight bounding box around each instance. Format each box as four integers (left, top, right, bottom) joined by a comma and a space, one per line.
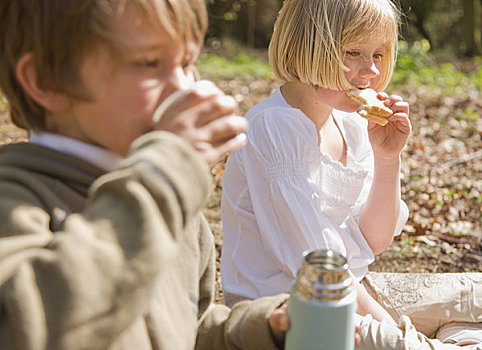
294, 249, 354, 301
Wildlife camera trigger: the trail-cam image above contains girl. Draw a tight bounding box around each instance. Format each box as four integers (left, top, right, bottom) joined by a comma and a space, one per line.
221, 0, 409, 321
221, 1, 482, 348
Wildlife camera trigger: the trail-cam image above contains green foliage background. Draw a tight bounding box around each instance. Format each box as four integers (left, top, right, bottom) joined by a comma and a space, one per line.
198, 52, 273, 81
0, 95, 6, 109
391, 41, 482, 95
199, 40, 482, 100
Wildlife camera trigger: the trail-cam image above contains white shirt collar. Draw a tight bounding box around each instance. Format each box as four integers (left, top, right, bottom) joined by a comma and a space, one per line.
29, 131, 123, 172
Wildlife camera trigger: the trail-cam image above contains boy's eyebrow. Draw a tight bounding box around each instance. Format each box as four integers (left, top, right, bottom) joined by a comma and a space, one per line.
119, 42, 169, 53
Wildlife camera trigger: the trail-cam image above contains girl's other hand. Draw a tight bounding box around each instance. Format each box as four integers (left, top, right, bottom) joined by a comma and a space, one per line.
367, 92, 411, 160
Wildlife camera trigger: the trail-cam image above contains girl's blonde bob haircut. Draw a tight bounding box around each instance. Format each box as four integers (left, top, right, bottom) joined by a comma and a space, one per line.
268, 0, 400, 92
0, 0, 207, 131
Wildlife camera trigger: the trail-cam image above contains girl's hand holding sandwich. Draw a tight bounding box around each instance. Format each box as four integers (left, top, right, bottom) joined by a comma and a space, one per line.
367, 92, 411, 160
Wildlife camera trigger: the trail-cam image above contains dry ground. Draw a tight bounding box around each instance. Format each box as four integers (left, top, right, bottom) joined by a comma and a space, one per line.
1, 72, 480, 304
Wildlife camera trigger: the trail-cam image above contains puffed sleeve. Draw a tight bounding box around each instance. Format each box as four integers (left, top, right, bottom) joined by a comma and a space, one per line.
241, 109, 349, 279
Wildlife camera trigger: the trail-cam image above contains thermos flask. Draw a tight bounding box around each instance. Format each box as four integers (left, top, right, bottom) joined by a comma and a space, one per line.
285, 249, 357, 350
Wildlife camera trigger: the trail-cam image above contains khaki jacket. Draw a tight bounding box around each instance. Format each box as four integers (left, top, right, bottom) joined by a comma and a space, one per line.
0, 131, 287, 350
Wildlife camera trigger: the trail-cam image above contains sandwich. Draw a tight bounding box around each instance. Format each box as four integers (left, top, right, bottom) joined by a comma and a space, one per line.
347, 88, 393, 126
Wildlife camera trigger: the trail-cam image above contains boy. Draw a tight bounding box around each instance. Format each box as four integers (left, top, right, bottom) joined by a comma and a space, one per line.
0, 0, 288, 349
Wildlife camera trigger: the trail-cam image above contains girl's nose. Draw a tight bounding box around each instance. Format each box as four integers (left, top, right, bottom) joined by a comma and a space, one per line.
359, 58, 380, 79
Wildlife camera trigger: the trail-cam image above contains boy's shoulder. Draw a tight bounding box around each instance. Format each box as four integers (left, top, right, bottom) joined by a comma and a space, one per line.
0, 141, 97, 214
0, 142, 103, 179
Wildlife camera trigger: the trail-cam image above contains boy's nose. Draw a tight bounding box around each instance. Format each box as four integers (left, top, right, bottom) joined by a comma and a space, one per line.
169, 66, 195, 91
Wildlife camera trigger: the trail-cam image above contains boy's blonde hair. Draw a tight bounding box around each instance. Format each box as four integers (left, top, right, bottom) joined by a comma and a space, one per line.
0, 0, 207, 131
268, 0, 400, 91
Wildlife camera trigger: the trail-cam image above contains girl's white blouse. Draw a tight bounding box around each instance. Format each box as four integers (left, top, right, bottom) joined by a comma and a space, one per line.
220, 88, 408, 299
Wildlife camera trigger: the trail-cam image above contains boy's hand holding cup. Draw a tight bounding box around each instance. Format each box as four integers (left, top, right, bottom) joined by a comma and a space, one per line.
152, 80, 248, 167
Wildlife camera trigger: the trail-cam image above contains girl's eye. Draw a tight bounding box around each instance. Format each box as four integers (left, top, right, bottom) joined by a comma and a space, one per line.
345, 51, 383, 62
345, 51, 360, 57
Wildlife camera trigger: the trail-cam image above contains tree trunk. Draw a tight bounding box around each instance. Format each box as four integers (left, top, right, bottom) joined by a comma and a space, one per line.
247, 0, 257, 48
462, 0, 481, 56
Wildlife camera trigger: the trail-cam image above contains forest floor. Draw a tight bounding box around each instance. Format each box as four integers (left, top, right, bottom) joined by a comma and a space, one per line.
0, 59, 480, 304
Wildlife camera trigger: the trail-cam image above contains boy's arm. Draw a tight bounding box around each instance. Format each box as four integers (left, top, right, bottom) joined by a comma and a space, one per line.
196, 295, 289, 350
195, 215, 288, 350
0, 131, 212, 350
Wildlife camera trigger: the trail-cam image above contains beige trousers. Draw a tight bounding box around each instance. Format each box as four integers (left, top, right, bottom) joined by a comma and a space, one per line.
355, 314, 481, 350
358, 272, 482, 349
224, 272, 482, 349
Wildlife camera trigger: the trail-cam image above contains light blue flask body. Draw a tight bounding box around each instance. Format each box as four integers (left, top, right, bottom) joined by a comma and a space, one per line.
285, 249, 357, 350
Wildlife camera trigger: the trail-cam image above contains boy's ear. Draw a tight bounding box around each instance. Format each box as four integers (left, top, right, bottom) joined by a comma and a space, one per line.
15, 53, 71, 113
